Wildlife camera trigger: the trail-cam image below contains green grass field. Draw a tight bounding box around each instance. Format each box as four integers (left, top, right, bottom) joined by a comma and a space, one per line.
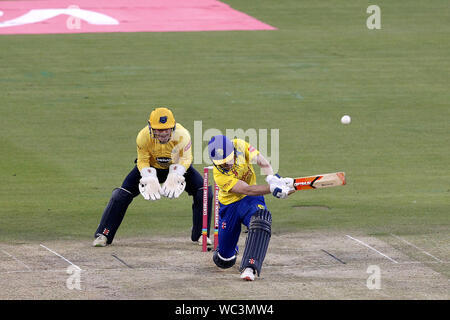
0, 0, 448, 260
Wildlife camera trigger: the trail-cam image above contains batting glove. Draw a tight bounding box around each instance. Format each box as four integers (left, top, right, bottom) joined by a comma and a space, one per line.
139, 167, 162, 200
266, 174, 290, 199
265, 174, 282, 185
281, 177, 295, 192
269, 180, 290, 199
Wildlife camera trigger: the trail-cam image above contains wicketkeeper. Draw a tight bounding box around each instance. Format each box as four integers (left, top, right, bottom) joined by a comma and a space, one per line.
207, 135, 293, 281
93, 107, 213, 247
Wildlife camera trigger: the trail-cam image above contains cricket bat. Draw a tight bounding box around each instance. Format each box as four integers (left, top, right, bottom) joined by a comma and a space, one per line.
291, 172, 346, 191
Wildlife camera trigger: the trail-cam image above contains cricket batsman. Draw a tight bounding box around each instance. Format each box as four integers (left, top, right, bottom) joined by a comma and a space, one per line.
93, 107, 213, 247
207, 135, 293, 281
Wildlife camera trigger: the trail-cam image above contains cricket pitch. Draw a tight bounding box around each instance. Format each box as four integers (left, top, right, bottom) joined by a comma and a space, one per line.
0, 231, 448, 300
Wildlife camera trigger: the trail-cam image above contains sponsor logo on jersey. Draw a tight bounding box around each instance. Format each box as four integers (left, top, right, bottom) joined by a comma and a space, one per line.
240, 168, 252, 182
156, 157, 172, 168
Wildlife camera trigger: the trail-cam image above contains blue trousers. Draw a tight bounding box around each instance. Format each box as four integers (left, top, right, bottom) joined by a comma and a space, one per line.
217, 195, 267, 258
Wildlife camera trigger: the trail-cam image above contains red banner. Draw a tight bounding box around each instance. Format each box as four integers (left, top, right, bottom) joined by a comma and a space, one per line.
0, 0, 276, 34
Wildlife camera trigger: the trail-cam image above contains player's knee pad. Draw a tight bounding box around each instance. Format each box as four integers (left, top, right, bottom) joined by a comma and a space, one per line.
239, 209, 272, 276
108, 188, 134, 213
213, 249, 237, 269
249, 209, 272, 234
112, 187, 133, 203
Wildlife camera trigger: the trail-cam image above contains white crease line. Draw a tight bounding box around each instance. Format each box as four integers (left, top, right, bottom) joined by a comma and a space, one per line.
1, 249, 32, 271
346, 235, 399, 264
40, 244, 82, 271
398, 261, 449, 264
390, 234, 444, 263
0, 269, 70, 275
1, 260, 449, 276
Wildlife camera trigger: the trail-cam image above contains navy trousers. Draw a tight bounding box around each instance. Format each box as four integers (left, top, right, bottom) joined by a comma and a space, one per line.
95, 164, 213, 244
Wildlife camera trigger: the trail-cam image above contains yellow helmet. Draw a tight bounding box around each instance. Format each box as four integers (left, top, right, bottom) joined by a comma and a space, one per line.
149, 107, 176, 130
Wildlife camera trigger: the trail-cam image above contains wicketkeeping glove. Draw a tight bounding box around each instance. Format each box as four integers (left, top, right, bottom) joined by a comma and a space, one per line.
139, 167, 162, 201
161, 164, 186, 199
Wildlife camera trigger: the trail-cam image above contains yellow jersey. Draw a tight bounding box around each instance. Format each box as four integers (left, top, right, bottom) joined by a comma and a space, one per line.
213, 139, 260, 205
136, 123, 192, 170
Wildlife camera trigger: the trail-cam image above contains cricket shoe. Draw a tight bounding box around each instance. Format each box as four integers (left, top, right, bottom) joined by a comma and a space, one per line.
240, 268, 255, 281
92, 234, 108, 247
197, 236, 212, 247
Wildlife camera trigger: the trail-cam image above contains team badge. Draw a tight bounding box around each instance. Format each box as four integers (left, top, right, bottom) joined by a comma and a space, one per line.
257, 204, 265, 210
102, 228, 110, 236
159, 116, 167, 123
221, 222, 227, 230
249, 258, 255, 265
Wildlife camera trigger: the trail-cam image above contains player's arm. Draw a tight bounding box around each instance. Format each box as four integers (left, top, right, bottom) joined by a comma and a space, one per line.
230, 179, 291, 199
255, 153, 274, 176
136, 130, 162, 200
230, 180, 271, 196
254, 153, 295, 196
136, 129, 152, 171
233, 147, 290, 198
173, 134, 192, 171
246, 141, 273, 176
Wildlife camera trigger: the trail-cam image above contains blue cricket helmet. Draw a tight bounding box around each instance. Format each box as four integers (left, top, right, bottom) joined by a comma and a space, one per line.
208, 135, 235, 165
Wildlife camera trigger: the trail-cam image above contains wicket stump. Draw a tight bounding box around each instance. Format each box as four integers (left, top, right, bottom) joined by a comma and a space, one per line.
202, 166, 219, 252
